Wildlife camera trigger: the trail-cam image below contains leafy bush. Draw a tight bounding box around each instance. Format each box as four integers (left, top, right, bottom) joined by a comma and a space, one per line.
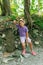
32, 14, 43, 30
10, 15, 16, 20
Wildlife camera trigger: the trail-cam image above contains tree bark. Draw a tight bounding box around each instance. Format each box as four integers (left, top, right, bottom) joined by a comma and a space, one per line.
2, 0, 11, 16
24, 0, 32, 29
0, 0, 5, 15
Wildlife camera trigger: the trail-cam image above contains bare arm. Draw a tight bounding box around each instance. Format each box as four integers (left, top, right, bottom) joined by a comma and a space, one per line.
13, 20, 19, 28
26, 32, 29, 43
26, 32, 29, 38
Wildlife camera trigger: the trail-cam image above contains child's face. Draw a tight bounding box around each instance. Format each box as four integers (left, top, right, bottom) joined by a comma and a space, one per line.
19, 21, 24, 27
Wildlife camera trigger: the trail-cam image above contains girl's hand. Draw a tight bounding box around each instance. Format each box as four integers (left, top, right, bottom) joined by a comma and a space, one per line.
26, 38, 28, 43
13, 20, 16, 24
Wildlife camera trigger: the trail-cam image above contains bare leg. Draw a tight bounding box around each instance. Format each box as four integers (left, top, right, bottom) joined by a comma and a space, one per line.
21, 43, 26, 55
29, 42, 33, 52
26, 37, 36, 55
29, 42, 36, 55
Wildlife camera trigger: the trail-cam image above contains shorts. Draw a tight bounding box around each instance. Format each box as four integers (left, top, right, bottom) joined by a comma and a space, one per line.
20, 36, 31, 43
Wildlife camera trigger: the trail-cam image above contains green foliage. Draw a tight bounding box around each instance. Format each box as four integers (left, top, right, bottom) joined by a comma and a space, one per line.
30, 0, 43, 14
0, 0, 43, 16
10, 2, 18, 17
32, 14, 43, 29
10, 15, 16, 20
0, 0, 43, 30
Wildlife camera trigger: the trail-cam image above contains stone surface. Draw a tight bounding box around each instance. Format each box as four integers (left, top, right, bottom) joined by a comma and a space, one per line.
35, 41, 39, 45
33, 29, 39, 35
0, 47, 43, 65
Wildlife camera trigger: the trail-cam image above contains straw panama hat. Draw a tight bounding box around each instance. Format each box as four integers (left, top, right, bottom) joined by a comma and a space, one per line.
19, 19, 25, 23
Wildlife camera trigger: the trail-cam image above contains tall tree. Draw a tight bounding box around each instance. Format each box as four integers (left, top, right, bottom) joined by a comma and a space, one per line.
24, 0, 32, 29
2, 0, 11, 16
0, 0, 5, 15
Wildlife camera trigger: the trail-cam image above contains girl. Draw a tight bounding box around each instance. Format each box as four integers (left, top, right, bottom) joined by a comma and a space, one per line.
13, 19, 36, 55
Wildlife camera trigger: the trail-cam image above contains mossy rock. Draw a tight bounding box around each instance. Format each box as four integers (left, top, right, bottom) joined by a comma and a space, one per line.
2, 28, 20, 52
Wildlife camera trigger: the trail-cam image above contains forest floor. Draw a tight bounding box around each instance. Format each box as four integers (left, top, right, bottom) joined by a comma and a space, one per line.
0, 46, 43, 65
0, 16, 43, 65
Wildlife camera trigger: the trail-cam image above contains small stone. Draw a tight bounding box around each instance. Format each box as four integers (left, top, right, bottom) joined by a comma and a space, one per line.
20, 55, 24, 62
33, 29, 39, 35
35, 41, 39, 45
18, 42, 20, 44
3, 52, 10, 57
2, 57, 14, 63
2, 58, 8, 63
15, 45, 18, 48
2, 34, 6, 38
23, 53, 30, 58
15, 41, 17, 44
40, 34, 42, 37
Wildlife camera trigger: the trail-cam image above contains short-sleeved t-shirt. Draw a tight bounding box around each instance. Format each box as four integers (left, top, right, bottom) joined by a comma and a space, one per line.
16, 24, 28, 37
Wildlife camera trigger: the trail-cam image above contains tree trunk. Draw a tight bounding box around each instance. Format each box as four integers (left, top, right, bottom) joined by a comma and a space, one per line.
0, 0, 5, 15
24, 0, 32, 29
2, 0, 11, 16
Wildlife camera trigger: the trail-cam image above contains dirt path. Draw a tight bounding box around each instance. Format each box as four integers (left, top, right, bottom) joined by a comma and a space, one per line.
0, 47, 43, 65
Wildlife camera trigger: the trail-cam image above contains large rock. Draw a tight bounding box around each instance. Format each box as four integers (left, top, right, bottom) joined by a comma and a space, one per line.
0, 21, 20, 52
3, 28, 20, 52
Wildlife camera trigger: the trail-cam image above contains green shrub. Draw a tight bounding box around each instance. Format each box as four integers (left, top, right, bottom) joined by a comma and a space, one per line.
32, 14, 43, 29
